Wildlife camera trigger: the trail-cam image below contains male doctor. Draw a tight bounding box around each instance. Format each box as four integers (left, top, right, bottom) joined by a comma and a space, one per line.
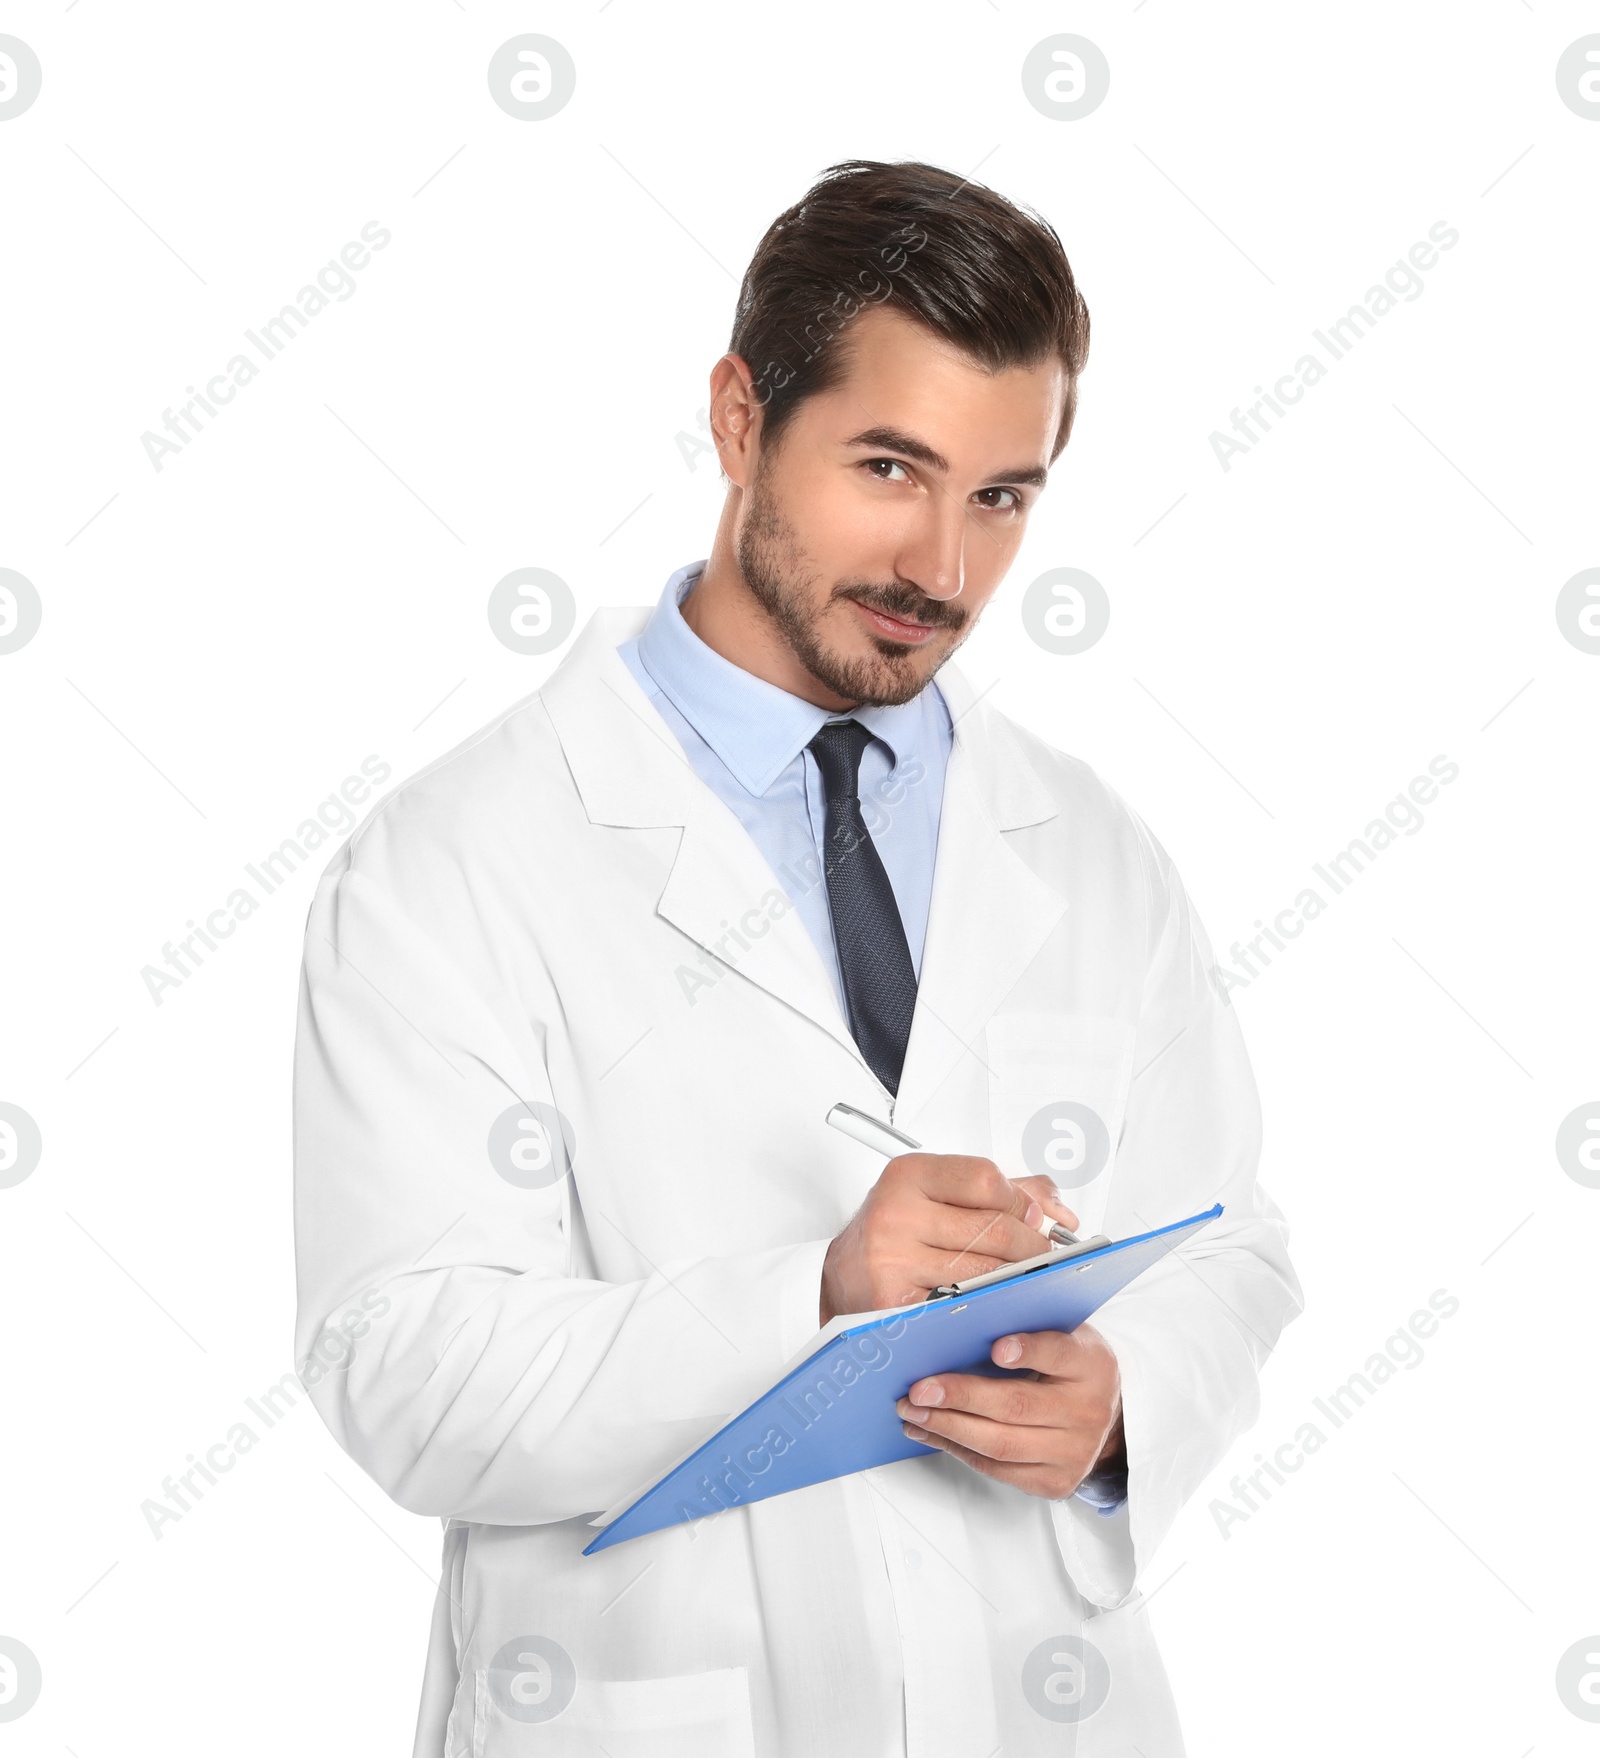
293, 159, 1301, 1757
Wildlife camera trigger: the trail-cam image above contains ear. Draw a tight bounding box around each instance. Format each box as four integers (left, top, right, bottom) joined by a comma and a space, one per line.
708, 352, 766, 489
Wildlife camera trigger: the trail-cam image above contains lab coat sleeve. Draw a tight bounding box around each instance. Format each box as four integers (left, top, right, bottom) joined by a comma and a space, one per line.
292, 850, 832, 1527
1048, 815, 1304, 1606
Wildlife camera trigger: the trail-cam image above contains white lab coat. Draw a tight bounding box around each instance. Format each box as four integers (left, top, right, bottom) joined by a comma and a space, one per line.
292, 604, 1302, 1758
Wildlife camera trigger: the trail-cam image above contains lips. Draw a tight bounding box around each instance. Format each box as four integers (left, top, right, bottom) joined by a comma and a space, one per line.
853, 601, 938, 645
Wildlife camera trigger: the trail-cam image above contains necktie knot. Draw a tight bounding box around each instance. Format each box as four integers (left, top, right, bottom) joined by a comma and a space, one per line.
807, 718, 873, 804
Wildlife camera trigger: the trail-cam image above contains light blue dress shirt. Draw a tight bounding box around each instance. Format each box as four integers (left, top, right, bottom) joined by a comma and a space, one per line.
617, 560, 952, 1023
617, 560, 1128, 1516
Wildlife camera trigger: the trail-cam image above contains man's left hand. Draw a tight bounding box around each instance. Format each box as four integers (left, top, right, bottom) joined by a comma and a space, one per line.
894, 1322, 1124, 1500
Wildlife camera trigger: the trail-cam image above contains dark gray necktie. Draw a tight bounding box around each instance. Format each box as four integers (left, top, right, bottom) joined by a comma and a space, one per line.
807, 719, 918, 1095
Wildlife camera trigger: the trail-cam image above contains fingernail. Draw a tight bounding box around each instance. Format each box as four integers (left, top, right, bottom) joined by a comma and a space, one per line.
994, 1335, 1022, 1365
910, 1379, 944, 1406
1024, 1199, 1043, 1229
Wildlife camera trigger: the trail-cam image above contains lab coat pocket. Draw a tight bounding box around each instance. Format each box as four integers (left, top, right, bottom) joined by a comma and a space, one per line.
467, 1658, 756, 1757
986, 1012, 1136, 1238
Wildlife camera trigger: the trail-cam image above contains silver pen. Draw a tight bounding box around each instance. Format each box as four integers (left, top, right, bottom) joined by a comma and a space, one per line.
824, 1101, 1081, 1246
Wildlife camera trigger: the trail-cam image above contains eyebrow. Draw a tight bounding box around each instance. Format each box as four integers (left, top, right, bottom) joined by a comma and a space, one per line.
842, 424, 1049, 491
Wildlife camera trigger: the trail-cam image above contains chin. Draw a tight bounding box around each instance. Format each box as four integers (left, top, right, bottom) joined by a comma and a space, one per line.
823, 640, 937, 708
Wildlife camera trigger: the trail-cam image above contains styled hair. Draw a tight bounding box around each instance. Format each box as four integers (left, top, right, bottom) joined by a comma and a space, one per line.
729, 158, 1090, 461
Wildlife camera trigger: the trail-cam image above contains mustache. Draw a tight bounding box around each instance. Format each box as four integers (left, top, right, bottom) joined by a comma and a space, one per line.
835, 582, 968, 631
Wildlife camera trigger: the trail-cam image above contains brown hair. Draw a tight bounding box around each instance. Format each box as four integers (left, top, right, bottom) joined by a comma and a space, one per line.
729, 158, 1090, 462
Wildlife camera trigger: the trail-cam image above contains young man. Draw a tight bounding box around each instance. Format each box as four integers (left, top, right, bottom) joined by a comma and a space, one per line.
293, 159, 1301, 1757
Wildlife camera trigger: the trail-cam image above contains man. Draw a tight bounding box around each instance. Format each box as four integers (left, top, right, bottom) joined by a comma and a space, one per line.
293, 159, 1301, 1757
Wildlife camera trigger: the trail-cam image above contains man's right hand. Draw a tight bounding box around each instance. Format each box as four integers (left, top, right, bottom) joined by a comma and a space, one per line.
819, 1154, 1080, 1324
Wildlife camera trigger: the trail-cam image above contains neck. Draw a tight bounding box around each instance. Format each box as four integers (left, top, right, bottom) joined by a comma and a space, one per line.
681, 510, 859, 712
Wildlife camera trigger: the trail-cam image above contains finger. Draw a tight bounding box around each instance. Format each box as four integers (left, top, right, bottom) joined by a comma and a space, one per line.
920, 1202, 1055, 1268
901, 1424, 1083, 1499
990, 1322, 1115, 1380
904, 1153, 1020, 1215
898, 1405, 1068, 1467
988, 1328, 1088, 1376
904, 1247, 1013, 1292
1011, 1175, 1079, 1235
897, 1370, 1058, 1428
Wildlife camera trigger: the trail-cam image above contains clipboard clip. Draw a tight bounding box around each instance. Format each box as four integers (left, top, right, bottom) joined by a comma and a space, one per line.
926, 1234, 1113, 1300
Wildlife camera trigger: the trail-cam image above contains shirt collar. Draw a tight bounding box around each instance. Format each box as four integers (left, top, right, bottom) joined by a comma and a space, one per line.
634, 560, 937, 798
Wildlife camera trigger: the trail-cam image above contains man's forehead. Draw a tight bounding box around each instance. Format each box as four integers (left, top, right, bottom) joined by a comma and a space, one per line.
832, 302, 1050, 379
817, 308, 1066, 467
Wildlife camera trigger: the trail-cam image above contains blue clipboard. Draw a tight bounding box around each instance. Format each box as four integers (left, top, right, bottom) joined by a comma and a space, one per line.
584, 1202, 1222, 1553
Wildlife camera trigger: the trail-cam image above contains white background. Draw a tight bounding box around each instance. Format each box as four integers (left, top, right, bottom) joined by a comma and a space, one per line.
2, 2, 1597, 1751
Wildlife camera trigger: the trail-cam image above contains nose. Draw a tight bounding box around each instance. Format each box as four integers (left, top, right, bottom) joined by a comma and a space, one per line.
904, 491, 968, 602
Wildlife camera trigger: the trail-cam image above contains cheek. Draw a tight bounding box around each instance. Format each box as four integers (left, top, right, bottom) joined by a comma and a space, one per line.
784, 469, 896, 563
836, 484, 918, 550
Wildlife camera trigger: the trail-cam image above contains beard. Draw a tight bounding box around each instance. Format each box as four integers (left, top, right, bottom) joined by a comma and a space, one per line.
735, 456, 971, 708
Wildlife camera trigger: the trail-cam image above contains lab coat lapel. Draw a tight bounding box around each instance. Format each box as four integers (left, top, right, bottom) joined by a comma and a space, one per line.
892, 661, 1070, 1127
542, 608, 865, 1067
